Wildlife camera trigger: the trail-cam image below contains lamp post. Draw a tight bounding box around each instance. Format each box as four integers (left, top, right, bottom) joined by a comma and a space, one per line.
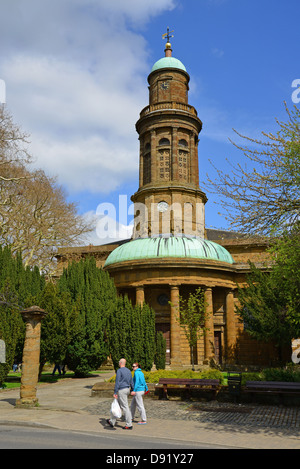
16, 306, 48, 407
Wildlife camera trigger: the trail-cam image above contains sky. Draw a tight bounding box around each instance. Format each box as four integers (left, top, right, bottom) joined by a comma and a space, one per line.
0, 0, 299, 245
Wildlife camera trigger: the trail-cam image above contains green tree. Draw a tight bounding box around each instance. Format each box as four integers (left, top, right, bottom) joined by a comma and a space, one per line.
107, 297, 156, 372
108, 295, 137, 371
205, 102, 300, 361
38, 282, 77, 375
237, 261, 298, 361
176, 287, 207, 371
0, 283, 23, 385
0, 247, 44, 386
58, 257, 117, 377
270, 231, 300, 332
155, 331, 166, 370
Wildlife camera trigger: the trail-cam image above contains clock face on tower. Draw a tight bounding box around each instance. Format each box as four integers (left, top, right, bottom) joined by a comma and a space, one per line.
160, 81, 169, 90
157, 201, 169, 212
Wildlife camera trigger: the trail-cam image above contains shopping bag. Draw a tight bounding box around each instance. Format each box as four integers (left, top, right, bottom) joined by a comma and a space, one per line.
111, 398, 122, 419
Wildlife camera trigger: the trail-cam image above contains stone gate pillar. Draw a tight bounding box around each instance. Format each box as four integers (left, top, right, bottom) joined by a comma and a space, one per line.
16, 306, 48, 407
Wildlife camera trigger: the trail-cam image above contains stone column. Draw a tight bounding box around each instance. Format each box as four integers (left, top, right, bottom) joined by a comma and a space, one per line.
204, 288, 215, 362
136, 285, 145, 305
170, 285, 181, 366
225, 289, 236, 363
16, 306, 48, 407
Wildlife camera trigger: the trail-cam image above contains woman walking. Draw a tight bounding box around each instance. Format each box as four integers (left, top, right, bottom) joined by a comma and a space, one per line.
130, 362, 148, 425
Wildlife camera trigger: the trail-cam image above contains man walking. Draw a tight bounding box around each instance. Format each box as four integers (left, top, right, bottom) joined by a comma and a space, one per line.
107, 358, 134, 430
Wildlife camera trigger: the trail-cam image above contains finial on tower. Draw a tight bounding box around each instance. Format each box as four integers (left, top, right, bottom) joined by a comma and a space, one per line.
162, 27, 174, 57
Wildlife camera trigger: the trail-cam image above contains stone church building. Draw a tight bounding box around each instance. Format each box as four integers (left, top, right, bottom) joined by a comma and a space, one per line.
57, 40, 283, 369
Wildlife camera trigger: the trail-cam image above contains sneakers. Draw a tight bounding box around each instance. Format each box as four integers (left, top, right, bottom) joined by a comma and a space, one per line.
122, 425, 133, 430
106, 419, 114, 428
137, 421, 147, 425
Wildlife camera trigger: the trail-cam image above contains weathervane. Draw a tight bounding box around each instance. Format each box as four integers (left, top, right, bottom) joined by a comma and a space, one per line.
162, 27, 174, 44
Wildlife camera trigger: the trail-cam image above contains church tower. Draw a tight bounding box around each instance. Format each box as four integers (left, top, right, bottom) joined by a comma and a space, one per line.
57, 31, 282, 369
131, 32, 207, 239
103, 32, 235, 368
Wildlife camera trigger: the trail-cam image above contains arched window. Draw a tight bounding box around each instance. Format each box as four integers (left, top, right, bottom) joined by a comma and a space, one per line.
159, 138, 170, 146
179, 139, 188, 148
145, 142, 151, 152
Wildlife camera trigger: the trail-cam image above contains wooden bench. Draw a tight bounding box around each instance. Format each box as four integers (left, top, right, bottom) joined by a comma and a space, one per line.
245, 381, 300, 402
158, 378, 220, 400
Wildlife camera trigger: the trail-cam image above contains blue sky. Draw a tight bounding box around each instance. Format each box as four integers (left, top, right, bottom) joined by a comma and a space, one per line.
1, 0, 299, 244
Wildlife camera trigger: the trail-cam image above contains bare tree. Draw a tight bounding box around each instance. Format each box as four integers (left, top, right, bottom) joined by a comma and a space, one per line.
0, 106, 92, 273
0, 106, 32, 205
205, 103, 300, 237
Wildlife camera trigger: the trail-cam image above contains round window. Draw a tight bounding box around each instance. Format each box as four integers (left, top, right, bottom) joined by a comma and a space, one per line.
157, 294, 169, 306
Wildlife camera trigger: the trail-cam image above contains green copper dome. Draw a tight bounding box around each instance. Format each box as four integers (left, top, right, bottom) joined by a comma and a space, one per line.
151, 56, 187, 73
104, 237, 234, 267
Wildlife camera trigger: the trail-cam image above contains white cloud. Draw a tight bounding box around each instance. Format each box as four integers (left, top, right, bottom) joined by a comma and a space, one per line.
0, 0, 176, 195
30, 134, 138, 194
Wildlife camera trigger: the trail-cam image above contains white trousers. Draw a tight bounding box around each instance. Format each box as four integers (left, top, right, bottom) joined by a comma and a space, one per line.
110, 387, 132, 427
130, 391, 147, 422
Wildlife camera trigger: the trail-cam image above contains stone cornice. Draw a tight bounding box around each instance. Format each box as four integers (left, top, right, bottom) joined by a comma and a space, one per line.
131, 184, 208, 204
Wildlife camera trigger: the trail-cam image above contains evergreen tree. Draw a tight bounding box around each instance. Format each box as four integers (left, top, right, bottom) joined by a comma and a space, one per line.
0, 281, 23, 385
107, 296, 156, 372
39, 282, 76, 374
108, 295, 135, 370
0, 247, 44, 386
58, 257, 117, 377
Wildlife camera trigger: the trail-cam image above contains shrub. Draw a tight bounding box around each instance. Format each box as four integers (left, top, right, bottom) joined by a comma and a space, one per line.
138, 369, 224, 384
262, 367, 300, 382
240, 372, 262, 386
154, 332, 166, 370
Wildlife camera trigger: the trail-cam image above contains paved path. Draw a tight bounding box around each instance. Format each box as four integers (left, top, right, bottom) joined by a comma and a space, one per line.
0, 372, 299, 449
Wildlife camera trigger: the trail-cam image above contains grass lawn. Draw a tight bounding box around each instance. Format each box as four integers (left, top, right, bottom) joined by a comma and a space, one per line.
1, 369, 107, 389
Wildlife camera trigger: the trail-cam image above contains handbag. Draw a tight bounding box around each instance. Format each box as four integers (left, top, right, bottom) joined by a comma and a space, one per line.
144, 383, 149, 395
111, 398, 122, 419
